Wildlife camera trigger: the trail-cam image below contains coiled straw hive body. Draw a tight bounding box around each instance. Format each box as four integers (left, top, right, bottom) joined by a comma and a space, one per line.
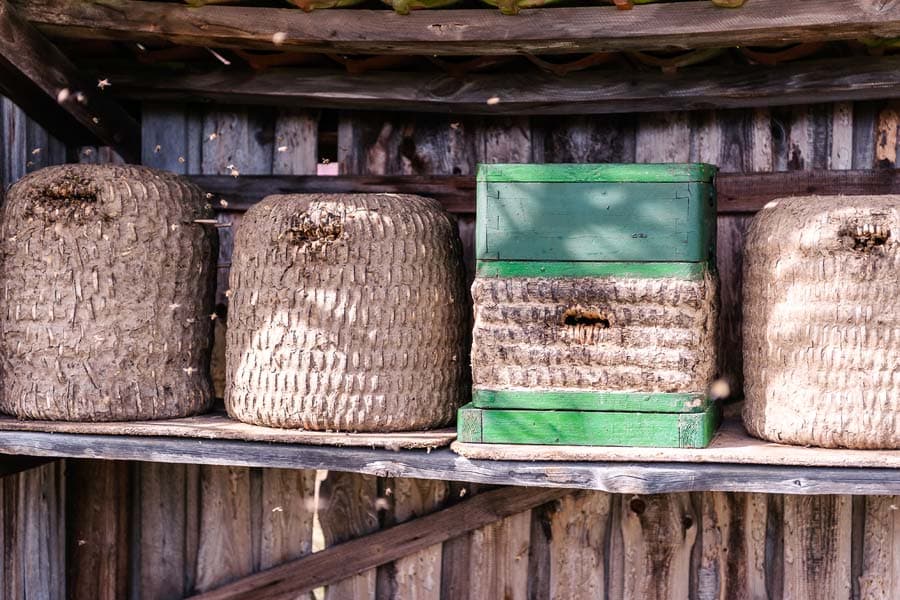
743, 196, 900, 448
0, 165, 217, 421
472, 271, 718, 395
225, 194, 468, 431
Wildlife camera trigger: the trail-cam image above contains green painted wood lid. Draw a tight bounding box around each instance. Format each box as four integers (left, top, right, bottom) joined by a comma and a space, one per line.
477, 163, 718, 183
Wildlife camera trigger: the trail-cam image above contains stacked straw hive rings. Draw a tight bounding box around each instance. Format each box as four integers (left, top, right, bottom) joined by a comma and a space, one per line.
225, 193, 468, 432
743, 195, 900, 448
471, 273, 718, 394
0, 164, 217, 421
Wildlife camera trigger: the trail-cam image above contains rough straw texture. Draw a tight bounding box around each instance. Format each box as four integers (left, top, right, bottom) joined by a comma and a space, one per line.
225, 193, 468, 431
743, 195, 900, 448
471, 273, 717, 393
0, 164, 217, 421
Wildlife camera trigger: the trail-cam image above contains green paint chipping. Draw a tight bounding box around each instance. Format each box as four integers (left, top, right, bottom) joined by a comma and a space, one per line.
456, 404, 719, 448
476, 163, 718, 183
475, 260, 710, 279
473, 389, 711, 413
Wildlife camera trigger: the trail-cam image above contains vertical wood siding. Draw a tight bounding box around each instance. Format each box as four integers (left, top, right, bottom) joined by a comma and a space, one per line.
2, 96, 900, 599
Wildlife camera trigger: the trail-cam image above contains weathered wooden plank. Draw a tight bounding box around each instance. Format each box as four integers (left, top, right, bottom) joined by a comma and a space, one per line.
259, 469, 316, 570
695, 492, 770, 600
19, 0, 900, 56
66, 460, 130, 600
0, 1, 139, 159
188, 486, 566, 600
546, 493, 609, 598
135, 462, 199, 600
99, 54, 900, 121
9, 430, 900, 494
859, 496, 900, 599
189, 168, 900, 216
272, 109, 318, 176
468, 511, 531, 600
618, 493, 698, 600
195, 466, 255, 592
782, 496, 852, 598
379, 478, 449, 600
319, 471, 379, 600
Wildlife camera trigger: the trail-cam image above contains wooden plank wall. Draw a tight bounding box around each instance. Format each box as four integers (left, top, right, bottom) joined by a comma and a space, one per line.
4, 96, 900, 599
0, 98, 67, 600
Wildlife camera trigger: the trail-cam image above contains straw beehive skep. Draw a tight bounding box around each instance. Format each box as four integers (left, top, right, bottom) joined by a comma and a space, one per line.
225, 193, 468, 432
472, 271, 718, 394
743, 195, 900, 448
0, 164, 218, 421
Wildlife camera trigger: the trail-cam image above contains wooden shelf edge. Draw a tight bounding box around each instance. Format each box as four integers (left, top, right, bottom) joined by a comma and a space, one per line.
0, 430, 897, 495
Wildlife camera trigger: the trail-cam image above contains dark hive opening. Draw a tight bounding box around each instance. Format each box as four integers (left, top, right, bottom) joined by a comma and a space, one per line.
562, 307, 611, 328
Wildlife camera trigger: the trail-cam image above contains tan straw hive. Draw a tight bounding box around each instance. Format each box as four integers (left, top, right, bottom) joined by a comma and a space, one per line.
743, 195, 900, 448
472, 272, 718, 394
0, 165, 217, 421
225, 193, 468, 431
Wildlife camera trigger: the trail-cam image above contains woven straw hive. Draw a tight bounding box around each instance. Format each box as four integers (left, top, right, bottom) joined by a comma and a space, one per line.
472, 272, 718, 394
743, 195, 900, 448
0, 165, 217, 421
225, 193, 468, 431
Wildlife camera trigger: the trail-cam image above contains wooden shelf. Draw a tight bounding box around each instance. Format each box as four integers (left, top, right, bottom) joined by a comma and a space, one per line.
16, 0, 900, 56
3, 413, 900, 495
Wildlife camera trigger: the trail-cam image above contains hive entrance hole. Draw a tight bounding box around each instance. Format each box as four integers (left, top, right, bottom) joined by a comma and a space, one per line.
845, 223, 891, 251
284, 210, 343, 246
562, 308, 611, 328
42, 174, 99, 204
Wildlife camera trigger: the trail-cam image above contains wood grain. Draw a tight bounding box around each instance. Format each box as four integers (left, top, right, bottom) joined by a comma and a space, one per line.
782, 496, 852, 598
188, 486, 568, 600
19, 0, 900, 56
860, 496, 900, 599
95, 53, 900, 117
619, 493, 698, 600
547, 493, 609, 598
319, 471, 379, 600
66, 460, 130, 600
136, 462, 199, 599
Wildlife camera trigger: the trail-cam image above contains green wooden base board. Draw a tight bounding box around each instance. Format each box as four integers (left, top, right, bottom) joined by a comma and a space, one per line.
475, 260, 710, 279
473, 390, 711, 413
457, 403, 719, 449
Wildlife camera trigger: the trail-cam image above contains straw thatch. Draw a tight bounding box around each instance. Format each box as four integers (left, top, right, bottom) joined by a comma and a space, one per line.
743, 195, 900, 448
0, 165, 217, 421
472, 272, 717, 393
225, 193, 468, 432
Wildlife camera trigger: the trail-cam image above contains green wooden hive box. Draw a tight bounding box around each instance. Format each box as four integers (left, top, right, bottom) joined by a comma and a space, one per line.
462, 163, 720, 449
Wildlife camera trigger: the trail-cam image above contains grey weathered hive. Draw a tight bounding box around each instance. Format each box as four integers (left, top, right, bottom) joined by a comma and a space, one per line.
0, 164, 218, 421
225, 193, 468, 431
743, 196, 900, 448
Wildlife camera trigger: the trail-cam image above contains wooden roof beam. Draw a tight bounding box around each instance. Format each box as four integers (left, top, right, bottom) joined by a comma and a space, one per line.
98, 54, 900, 117
15, 0, 900, 56
0, 1, 139, 162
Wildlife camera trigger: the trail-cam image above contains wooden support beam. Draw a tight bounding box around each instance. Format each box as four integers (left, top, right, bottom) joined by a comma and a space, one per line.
15, 0, 900, 56
0, 1, 140, 161
188, 486, 569, 600
97, 54, 900, 117
0, 456, 53, 477
190, 168, 900, 216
